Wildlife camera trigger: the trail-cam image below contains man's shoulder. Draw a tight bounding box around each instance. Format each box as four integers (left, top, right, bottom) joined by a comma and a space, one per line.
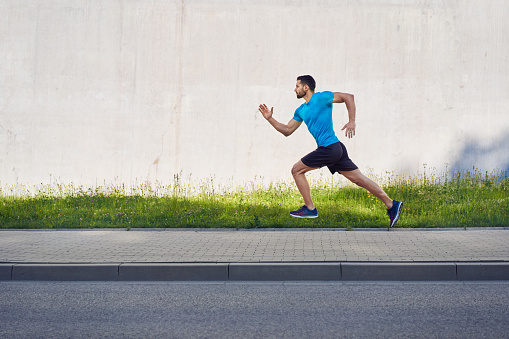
315, 91, 334, 98
312, 91, 334, 105
295, 102, 306, 112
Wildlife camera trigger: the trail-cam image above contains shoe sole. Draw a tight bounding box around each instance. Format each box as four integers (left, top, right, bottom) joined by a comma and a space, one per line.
390, 202, 403, 227
290, 214, 318, 219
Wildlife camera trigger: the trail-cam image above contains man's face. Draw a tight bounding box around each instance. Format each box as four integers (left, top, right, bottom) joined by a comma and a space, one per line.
295, 80, 307, 99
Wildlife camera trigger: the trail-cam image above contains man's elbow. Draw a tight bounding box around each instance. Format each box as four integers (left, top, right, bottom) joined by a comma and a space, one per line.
333, 92, 354, 103
283, 129, 293, 137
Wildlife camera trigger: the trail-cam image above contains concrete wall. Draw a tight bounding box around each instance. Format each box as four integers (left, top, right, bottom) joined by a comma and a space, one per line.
1, 0, 508, 189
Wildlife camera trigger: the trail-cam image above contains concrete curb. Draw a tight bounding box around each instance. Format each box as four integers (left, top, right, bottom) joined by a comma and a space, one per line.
229, 263, 341, 281
119, 263, 228, 281
10, 264, 119, 281
1, 262, 509, 281
341, 263, 457, 281
0, 264, 12, 281
456, 263, 509, 281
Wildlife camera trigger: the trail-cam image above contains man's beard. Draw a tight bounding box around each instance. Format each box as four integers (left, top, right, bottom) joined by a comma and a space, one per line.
296, 92, 305, 99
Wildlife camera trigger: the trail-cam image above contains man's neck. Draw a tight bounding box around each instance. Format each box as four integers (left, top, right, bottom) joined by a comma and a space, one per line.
303, 91, 314, 104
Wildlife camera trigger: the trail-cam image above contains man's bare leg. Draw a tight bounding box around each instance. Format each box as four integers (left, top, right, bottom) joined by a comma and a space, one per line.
291, 160, 319, 210
341, 169, 393, 209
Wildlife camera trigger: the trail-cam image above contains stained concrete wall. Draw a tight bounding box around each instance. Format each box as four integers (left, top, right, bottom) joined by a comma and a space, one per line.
1, 0, 508, 189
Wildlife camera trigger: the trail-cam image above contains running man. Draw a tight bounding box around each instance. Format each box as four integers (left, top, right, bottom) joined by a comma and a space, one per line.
258, 75, 403, 227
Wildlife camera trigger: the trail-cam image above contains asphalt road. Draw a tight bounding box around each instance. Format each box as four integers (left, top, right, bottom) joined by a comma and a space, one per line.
1, 281, 508, 338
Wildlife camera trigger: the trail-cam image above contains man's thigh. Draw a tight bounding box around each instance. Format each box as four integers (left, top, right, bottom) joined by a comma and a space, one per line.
339, 169, 364, 182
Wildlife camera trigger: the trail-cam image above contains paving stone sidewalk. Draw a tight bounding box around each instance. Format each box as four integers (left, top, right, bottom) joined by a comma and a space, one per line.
1, 228, 508, 264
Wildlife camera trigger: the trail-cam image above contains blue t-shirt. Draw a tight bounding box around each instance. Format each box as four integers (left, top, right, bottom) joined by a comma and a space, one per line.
292, 91, 339, 147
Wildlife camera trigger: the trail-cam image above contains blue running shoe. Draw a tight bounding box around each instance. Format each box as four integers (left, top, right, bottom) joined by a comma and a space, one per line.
387, 200, 403, 227
290, 205, 318, 219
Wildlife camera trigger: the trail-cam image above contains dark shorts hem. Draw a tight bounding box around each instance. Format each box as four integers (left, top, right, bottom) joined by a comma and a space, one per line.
301, 142, 358, 174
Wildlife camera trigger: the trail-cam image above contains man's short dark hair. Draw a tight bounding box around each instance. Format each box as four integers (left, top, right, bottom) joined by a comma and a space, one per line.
297, 75, 316, 91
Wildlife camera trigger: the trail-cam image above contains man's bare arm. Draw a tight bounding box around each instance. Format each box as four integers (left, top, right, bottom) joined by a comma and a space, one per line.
259, 104, 302, 137
333, 92, 356, 138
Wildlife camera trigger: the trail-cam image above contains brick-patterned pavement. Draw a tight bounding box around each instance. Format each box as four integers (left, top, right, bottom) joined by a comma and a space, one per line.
1, 229, 508, 264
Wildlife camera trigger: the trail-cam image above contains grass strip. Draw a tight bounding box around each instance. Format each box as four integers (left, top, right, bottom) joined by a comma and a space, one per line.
1, 170, 507, 229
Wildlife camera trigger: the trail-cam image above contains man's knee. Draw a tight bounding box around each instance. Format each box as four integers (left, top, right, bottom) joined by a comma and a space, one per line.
291, 163, 302, 177
291, 161, 313, 177
349, 176, 364, 187
343, 170, 366, 187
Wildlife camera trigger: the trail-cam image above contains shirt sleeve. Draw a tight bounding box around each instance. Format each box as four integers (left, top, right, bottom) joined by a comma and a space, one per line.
292, 107, 303, 122
322, 91, 334, 105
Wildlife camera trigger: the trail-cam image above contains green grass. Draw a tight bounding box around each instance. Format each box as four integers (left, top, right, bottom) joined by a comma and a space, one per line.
1, 169, 507, 229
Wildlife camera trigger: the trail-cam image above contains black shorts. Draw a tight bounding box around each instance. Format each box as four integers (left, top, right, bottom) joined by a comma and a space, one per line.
301, 142, 358, 174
